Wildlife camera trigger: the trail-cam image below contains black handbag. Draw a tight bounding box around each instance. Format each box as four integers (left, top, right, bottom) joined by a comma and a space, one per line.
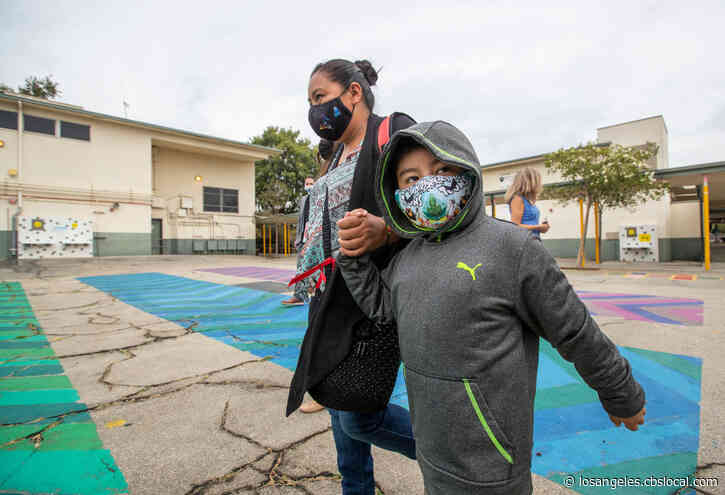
306, 183, 401, 413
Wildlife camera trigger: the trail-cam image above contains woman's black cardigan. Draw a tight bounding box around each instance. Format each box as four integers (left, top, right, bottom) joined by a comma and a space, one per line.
286, 112, 414, 415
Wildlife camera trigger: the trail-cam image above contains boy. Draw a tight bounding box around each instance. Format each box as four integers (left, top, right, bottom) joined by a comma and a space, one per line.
337, 121, 645, 494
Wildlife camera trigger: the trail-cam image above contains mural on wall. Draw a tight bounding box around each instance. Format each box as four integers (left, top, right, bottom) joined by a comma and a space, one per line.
620, 224, 659, 262
17, 216, 93, 259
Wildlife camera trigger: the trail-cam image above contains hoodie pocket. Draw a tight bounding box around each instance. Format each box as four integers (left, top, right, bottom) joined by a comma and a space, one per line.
405, 367, 515, 483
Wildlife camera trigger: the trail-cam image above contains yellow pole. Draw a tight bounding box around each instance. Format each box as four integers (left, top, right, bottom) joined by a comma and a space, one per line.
704, 176, 710, 271
491, 196, 496, 218
284, 224, 288, 256
262, 224, 266, 256
594, 202, 600, 265
579, 198, 585, 267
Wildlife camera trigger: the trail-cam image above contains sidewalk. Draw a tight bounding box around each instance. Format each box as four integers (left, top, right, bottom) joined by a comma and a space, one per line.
556, 258, 725, 275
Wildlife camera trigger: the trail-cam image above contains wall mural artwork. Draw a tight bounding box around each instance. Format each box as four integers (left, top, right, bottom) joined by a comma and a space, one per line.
17, 217, 93, 259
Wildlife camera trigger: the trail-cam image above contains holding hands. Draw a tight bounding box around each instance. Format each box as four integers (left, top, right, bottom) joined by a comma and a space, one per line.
338, 208, 388, 257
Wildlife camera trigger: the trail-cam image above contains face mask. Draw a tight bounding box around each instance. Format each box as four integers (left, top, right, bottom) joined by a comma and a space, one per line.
304, 185, 313, 193
394, 173, 473, 229
308, 92, 353, 141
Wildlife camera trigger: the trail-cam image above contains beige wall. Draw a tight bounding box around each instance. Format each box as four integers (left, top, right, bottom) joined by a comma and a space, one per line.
0, 101, 152, 192
669, 201, 701, 238
597, 116, 669, 169
152, 146, 255, 239
1, 99, 268, 245
0, 101, 152, 235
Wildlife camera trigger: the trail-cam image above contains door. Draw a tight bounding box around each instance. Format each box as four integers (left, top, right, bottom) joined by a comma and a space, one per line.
151, 219, 163, 255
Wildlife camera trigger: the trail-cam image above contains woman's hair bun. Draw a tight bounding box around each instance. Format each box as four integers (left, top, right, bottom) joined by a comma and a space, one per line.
354, 60, 378, 86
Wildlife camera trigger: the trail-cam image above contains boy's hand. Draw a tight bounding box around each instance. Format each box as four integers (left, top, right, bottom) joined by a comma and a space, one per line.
609, 406, 646, 431
338, 209, 387, 257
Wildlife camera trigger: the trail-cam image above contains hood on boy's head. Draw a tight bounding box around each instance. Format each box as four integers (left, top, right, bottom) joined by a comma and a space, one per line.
375, 121, 484, 240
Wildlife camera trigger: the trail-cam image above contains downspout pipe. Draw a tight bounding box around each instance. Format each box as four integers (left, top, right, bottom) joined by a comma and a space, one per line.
10, 102, 23, 261
10, 192, 22, 261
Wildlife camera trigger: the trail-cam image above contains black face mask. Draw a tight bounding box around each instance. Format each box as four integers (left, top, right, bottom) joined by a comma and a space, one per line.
308, 93, 353, 141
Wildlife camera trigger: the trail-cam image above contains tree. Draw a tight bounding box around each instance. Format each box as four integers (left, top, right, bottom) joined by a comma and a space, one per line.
16, 75, 61, 99
543, 142, 669, 266
0, 83, 12, 93
250, 127, 318, 214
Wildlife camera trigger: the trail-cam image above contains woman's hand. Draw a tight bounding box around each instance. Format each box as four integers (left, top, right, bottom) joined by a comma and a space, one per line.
609, 406, 646, 431
538, 222, 551, 233
338, 209, 388, 257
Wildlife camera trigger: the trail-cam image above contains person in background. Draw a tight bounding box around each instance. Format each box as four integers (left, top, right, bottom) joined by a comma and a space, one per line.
282, 176, 317, 306
505, 167, 550, 239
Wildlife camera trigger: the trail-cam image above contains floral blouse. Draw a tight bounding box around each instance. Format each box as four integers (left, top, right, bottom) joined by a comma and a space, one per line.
296, 144, 361, 294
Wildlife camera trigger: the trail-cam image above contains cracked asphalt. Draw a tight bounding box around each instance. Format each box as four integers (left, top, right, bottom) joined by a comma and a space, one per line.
0, 255, 723, 495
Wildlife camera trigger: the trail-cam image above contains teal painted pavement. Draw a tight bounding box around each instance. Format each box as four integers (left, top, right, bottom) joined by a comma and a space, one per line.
0, 282, 128, 495
79, 272, 703, 495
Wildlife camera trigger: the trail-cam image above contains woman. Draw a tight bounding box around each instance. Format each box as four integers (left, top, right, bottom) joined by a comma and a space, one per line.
505, 167, 550, 238
286, 59, 416, 495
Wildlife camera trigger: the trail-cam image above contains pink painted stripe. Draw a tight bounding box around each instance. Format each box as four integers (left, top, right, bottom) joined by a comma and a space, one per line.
662, 307, 704, 323
587, 301, 652, 322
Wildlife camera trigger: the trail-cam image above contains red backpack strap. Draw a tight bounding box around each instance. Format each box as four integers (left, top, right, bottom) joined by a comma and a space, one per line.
377, 115, 391, 152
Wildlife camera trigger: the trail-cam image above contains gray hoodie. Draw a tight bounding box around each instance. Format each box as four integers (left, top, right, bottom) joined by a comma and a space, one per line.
338, 121, 645, 495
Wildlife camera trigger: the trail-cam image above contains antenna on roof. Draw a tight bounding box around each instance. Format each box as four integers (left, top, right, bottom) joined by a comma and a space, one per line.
123, 99, 130, 118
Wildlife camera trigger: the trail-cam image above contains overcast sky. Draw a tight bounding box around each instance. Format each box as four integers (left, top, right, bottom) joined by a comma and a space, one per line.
3, 1, 724, 168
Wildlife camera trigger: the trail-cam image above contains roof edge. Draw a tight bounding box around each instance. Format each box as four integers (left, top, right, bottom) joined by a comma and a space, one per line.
0, 92, 280, 155
654, 161, 725, 178
480, 142, 611, 170
597, 115, 664, 131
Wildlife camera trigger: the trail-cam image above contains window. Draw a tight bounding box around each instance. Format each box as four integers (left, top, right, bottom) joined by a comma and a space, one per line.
0, 110, 18, 130
24, 114, 55, 135
204, 187, 239, 213
60, 121, 90, 141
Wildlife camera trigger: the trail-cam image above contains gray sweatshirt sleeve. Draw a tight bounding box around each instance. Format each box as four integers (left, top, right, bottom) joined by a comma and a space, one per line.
337, 253, 396, 327
514, 236, 645, 418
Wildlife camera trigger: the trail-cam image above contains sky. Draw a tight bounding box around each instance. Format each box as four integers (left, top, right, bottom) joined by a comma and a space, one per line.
2, 1, 724, 168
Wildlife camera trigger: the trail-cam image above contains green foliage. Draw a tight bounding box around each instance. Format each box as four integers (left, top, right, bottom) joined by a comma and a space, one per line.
250, 126, 318, 214
17, 75, 61, 99
542, 142, 669, 209
1, 76, 61, 99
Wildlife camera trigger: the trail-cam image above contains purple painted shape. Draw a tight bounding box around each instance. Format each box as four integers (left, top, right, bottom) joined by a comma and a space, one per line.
586, 301, 653, 322
200, 266, 297, 283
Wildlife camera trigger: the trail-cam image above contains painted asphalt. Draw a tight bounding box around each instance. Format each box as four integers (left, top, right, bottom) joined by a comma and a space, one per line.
0, 282, 128, 495
78, 271, 703, 495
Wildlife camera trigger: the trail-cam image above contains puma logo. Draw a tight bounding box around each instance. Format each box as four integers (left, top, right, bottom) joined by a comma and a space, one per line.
456, 262, 482, 281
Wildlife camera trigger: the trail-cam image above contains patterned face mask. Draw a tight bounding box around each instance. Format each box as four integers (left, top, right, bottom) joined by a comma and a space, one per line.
394, 173, 474, 229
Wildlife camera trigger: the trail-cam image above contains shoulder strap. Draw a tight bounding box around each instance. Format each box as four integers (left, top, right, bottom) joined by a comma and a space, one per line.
377, 115, 391, 153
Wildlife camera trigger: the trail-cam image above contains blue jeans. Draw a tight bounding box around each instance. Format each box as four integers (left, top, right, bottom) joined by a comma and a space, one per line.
329, 405, 416, 495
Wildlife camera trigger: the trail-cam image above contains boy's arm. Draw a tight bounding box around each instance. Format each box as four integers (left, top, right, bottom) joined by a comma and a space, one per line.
514, 236, 645, 423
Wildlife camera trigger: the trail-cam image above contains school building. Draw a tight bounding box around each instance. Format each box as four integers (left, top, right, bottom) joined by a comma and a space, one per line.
481, 115, 725, 263
0, 91, 277, 260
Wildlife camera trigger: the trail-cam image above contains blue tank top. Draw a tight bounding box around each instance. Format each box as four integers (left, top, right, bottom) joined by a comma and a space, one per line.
519, 195, 540, 238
